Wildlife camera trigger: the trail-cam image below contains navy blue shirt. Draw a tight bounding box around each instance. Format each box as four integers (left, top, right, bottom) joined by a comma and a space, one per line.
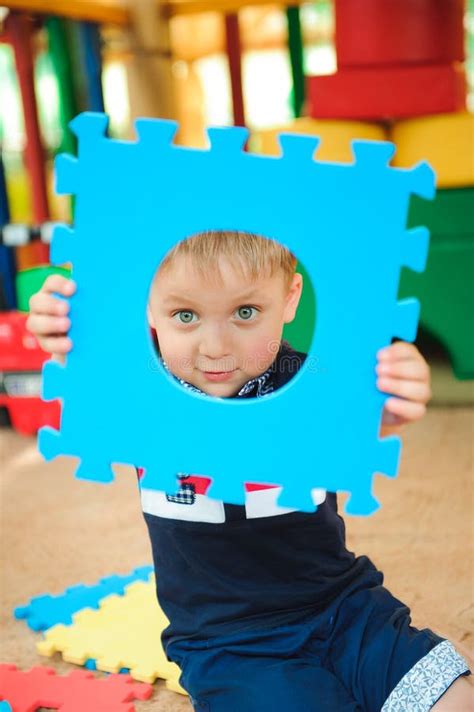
139, 340, 381, 648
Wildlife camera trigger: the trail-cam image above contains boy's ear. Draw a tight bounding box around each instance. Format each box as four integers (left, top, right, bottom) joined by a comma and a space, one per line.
283, 272, 303, 324
147, 303, 156, 329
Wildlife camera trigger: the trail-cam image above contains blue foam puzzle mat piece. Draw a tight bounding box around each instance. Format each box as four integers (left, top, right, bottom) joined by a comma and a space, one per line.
38, 112, 435, 516
84, 660, 131, 673
0, 701, 12, 712
13, 565, 153, 631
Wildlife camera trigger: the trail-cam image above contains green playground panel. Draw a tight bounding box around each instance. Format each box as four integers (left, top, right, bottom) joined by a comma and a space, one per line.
399, 234, 474, 380
16, 265, 72, 312
282, 259, 316, 354
408, 187, 474, 237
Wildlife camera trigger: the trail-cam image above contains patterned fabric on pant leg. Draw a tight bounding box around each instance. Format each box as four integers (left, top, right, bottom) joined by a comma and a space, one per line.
166, 576, 471, 712
320, 584, 470, 712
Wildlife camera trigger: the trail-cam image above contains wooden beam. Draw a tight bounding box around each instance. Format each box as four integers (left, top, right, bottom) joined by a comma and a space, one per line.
3, 1, 313, 24
6, 12, 50, 223
125, 0, 178, 123
3, 0, 130, 26
162, 0, 306, 17
225, 13, 246, 126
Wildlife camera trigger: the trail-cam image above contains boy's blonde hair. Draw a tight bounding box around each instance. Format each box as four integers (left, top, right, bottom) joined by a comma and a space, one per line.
159, 230, 297, 292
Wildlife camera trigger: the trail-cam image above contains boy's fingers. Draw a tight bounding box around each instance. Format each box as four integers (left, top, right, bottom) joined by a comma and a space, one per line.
377, 375, 431, 403
384, 397, 426, 421
376, 358, 429, 381
381, 410, 402, 426
377, 341, 420, 361
29, 290, 70, 316
43, 274, 76, 295
26, 313, 70, 337
38, 336, 73, 354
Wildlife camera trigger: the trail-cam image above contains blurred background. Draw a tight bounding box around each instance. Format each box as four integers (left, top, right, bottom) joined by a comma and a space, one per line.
0, 3, 473, 710
0, 0, 473, 437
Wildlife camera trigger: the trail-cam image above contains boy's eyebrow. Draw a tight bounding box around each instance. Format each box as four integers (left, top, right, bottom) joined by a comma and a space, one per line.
163, 294, 195, 304
163, 289, 264, 305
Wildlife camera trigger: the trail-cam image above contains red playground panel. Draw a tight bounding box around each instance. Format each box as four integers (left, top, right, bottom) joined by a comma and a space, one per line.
308, 64, 466, 121
335, 0, 465, 68
0, 312, 60, 435
0, 396, 60, 435
0, 664, 153, 712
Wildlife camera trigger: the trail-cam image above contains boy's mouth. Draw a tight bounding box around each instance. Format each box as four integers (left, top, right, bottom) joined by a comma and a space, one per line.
202, 369, 236, 382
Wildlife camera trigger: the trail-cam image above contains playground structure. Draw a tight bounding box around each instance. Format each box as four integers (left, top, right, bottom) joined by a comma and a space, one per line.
0, 0, 472, 441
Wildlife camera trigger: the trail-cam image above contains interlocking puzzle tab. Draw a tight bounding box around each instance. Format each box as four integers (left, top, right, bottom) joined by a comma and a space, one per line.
0, 665, 153, 712
38, 112, 434, 515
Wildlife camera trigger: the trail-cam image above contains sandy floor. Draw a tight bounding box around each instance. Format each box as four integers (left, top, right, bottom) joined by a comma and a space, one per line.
1, 406, 473, 710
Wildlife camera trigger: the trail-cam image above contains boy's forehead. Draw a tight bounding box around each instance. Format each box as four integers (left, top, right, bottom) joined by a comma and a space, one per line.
153, 255, 283, 301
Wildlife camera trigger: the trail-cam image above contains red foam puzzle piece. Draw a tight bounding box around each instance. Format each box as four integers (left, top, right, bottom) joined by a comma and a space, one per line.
307, 64, 466, 121
334, 0, 464, 67
0, 664, 153, 712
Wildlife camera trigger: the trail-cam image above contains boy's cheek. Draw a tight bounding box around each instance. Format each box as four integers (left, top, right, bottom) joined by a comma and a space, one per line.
244, 336, 281, 374
157, 334, 195, 379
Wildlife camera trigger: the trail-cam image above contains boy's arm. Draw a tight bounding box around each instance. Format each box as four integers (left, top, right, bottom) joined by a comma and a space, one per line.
377, 341, 432, 438
26, 274, 76, 361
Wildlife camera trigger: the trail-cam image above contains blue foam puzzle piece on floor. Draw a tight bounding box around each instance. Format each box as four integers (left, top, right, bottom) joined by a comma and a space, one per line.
38, 112, 434, 516
13, 565, 153, 631
85, 660, 129, 674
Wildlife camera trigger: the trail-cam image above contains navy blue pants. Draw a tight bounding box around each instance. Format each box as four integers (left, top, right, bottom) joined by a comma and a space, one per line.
167, 582, 470, 712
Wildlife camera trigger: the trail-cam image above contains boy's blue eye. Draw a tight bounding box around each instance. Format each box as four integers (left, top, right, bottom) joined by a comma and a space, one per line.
172, 306, 257, 324
174, 310, 196, 324
237, 306, 257, 320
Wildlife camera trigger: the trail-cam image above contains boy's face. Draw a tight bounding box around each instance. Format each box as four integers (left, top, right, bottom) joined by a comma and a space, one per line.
148, 254, 303, 397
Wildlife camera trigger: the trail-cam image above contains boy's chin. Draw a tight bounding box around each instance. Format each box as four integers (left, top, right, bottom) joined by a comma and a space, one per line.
196, 381, 238, 398
188, 374, 244, 398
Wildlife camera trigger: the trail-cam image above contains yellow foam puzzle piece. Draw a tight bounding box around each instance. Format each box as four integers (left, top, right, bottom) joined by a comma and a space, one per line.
36, 577, 187, 695
390, 112, 474, 188
250, 117, 386, 162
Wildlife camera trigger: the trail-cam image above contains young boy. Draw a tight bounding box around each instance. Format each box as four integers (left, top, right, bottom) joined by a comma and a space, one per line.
27, 231, 472, 711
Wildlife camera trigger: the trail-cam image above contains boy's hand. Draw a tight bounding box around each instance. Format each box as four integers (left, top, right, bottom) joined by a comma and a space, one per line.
376, 341, 431, 431
26, 274, 76, 361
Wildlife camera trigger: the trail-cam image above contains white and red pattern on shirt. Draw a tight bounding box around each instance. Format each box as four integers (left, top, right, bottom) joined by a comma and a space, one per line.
137, 468, 326, 523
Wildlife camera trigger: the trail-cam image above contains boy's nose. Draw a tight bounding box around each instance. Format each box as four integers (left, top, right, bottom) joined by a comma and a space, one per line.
198, 327, 233, 363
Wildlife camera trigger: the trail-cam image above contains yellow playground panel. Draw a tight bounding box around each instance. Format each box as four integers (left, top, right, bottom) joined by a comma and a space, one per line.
390, 112, 474, 189
252, 117, 387, 162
